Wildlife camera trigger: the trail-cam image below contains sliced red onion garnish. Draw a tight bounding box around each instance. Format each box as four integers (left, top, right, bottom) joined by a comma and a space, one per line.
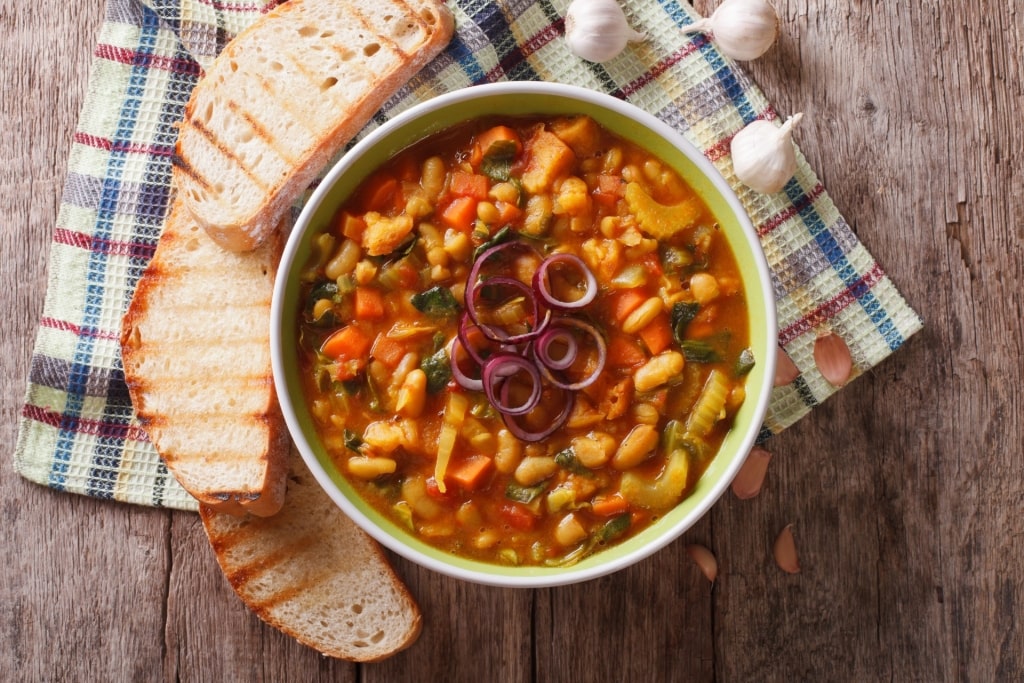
534, 318, 607, 391
465, 240, 541, 325
457, 311, 511, 366
482, 353, 542, 416
501, 389, 575, 442
532, 252, 598, 310
466, 276, 549, 344
534, 326, 579, 371
448, 337, 484, 392
444, 238, 609, 442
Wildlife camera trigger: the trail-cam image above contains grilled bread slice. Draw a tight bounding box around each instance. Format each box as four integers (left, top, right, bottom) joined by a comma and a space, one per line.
173, 0, 455, 252
121, 199, 289, 517
200, 450, 422, 661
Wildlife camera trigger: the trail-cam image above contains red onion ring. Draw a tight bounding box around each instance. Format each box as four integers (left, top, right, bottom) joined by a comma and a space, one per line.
465, 241, 541, 325
534, 326, 579, 371
457, 311, 513, 366
482, 353, 542, 416
466, 276, 550, 344
532, 252, 598, 310
448, 337, 484, 392
534, 318, 607, 391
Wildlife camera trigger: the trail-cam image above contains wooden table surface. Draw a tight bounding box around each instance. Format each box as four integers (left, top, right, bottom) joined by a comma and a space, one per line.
4, 1, 1022, 680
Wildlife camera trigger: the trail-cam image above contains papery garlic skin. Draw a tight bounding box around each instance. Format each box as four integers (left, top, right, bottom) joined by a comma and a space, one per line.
683, 0, 779, 61
565, 0, 646, 63
730, 112, 803, 194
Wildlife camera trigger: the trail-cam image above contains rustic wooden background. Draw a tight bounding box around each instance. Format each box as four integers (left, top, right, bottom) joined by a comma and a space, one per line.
3, 1, 1022, 680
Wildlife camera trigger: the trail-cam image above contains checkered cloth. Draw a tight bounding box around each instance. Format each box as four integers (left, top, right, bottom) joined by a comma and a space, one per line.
15, 0, 922, 511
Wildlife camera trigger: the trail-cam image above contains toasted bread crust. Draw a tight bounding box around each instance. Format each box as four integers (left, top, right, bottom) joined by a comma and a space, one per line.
120, 200, 289, 517
172, 0, 456, 252
200, 452, 422, 661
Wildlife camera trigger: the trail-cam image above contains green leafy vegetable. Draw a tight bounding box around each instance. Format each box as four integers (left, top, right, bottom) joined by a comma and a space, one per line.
472, 225, 516, 262
681, 339, 721, 363
554, 448, 592, 476
506, 481, 548, 504
480, 139, 518, 182
670, 301, 700, 345
411, 286, 461, 317
596, 514, 631, 544
343, 429, 364, 453
420, 347, 452, 393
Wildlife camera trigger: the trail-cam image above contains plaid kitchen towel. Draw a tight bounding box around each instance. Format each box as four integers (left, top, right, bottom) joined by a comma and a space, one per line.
14, 0, 923, 511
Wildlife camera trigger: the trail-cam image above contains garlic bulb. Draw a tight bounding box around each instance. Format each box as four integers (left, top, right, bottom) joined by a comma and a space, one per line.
730, 112, 803, 194
565, 0, 646, 63
683, 0, 779, 61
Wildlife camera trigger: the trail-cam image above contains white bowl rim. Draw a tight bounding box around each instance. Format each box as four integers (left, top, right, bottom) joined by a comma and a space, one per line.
272, 81, 777, 588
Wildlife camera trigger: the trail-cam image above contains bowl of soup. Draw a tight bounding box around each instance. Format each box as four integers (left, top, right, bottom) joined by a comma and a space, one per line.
271, 82, 777, 587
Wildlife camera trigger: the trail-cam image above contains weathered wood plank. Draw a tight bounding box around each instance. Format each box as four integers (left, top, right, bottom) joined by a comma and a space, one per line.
5, 0, 1024, 680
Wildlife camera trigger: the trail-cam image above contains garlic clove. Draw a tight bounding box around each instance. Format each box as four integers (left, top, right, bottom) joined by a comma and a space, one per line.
730, 112, 803, 194
685, 543, 718, 583
774, 346, 800, 386
773, 524, 800, 574
813, 331, 853, 386
682, 0, 780, 61
565, 0, 646, 63
731, 445, 772, 499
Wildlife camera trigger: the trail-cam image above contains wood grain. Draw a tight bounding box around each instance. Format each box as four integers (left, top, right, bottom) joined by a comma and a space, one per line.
3, 1, 1023, 680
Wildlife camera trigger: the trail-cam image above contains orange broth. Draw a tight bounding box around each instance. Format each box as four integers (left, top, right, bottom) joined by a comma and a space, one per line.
296, 115, 753, 566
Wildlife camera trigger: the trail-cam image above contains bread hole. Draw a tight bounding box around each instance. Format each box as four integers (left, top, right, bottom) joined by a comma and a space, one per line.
370, 630, 385, 644
320, 30, 335, 38
351, 603, 363, 614
185, 237, 201, 252
340, 49, 356, 62
320, 76, 338, 92
229, 60, 239, 73
383, 14, 394, 21
297, 25, 317, 37
421, 8, 437, 25
363, 43, 381, 57
202, 101, 216, 125
269, 60, 284, 72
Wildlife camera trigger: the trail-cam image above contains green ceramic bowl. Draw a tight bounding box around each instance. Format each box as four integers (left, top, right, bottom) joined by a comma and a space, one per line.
272, 82, 777, 587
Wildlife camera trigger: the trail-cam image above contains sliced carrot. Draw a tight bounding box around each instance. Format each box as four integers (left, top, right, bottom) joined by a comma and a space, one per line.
439, 195, 479, 233
641, 251, 664, 277
591, 494, 629, 517
499, 502, 537, 531
687, 303, 719, 339
447, 455, 494, 491
606, 333, 647, 368
476, 125, 522, 159
358, 173, 399, 212
609, 287, 648, 324
354, 287, 385, 320
495, 200, 522, 225
638, 311, 673, 355
336, 211, 366, 243
320, 325, 372, 362
592, 174, 625, 209
449, 171, 490, 200
370, 332, 406, 369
